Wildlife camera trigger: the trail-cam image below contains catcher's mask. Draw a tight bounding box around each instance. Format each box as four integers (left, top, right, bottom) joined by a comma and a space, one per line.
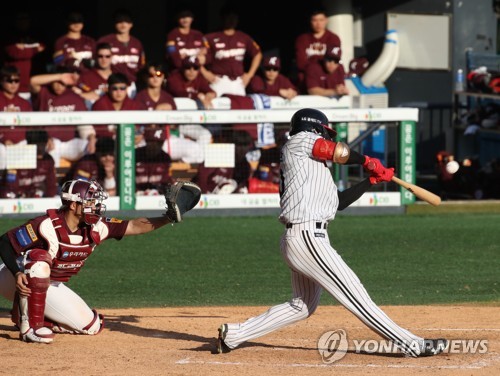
60, 179, 108, 225
289, 108, 337, 141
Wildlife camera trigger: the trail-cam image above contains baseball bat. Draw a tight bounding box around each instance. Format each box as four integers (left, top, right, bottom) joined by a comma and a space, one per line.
366, 161, 441, 206
391, 176, 441, 206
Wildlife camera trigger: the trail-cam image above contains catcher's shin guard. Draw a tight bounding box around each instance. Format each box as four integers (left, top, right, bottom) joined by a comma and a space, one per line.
19, 249, 54, 343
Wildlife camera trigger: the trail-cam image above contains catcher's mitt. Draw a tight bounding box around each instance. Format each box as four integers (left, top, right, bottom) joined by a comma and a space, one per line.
164, 181, 202, 223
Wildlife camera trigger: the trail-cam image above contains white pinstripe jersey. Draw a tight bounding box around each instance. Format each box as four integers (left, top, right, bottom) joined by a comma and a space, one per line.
279, 131, 339, 224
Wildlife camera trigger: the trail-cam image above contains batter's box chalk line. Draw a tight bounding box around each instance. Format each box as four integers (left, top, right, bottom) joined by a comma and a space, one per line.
176, 352, 500, 369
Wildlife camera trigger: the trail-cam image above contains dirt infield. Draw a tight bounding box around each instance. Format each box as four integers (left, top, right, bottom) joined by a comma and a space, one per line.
1, 305, 499, 376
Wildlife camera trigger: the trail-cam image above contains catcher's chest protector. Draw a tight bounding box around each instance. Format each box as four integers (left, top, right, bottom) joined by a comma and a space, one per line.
46, 209, 97, 282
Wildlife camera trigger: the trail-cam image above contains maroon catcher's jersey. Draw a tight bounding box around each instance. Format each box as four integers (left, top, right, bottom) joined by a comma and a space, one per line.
53, 34, 96, 71
135, 89, 177, 111
97, 34, 146, 83
248, 74, 297, 96
203, 30, 261, 79
165, 28, 205, 72
294, 30, 341, 73
0, 153, 57, 198
0, 93, 32, 144
305, 63, 346, 91
165, 71, 215, 99
6, 209, 128, 282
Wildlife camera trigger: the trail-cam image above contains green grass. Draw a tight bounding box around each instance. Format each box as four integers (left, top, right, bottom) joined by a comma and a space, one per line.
0, 211, 499, 309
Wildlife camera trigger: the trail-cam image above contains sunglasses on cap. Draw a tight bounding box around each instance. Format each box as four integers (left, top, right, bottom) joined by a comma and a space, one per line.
110, 85, 127, 91
184, 65, 200, 71
149, 70, 164, 78
3, 77, 20, 83
264, 67, 279, 72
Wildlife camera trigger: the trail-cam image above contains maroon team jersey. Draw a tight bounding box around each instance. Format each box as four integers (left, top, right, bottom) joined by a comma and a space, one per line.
135, 147, 173, 193
248, 74, 297, 96
33, 86, 87, 112
294, 30, 341, 73
0, 154, 57, 198
134, 89, 177, 110
4, 39, 45, 93
6, 208, 128, 281
165, 71, 215, 99
63, 154, 103, 186
53, 34, 96, 71
0, 93, 32, 144
77, 69, 108, 96
32, 86, 88, 141
165, 28, 205, 72
203, 31, 261, 79
97, 34, 146, 83
91, 94, 141, 111
91, 95, 141, 138
305, 63, 346, 91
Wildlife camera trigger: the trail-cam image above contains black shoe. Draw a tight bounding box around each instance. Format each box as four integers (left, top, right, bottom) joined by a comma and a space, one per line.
217, 324, 231, 354
419, 339, 449, 357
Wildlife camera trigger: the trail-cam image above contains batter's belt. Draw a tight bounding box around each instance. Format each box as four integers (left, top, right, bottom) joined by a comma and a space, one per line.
286, 221, 328, 230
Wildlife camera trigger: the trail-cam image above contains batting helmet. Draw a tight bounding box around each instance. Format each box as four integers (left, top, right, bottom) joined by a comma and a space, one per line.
60, 179, 108, 224
289, 108, 337, 141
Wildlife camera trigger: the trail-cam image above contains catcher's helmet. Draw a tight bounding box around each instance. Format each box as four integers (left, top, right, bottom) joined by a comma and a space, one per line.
60, 179, 108, 224
289, 108, 337, 141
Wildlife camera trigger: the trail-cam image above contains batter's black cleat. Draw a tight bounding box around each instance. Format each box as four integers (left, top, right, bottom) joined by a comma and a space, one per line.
217, 324, 231, 354
418, 339, 449, 357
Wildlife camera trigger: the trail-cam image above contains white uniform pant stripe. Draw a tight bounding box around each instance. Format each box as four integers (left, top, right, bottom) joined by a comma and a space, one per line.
300, 230, 421, 356
224, 271, 321, 349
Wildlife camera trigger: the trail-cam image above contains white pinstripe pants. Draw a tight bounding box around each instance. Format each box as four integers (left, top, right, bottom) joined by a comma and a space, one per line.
223, 222, 424, 356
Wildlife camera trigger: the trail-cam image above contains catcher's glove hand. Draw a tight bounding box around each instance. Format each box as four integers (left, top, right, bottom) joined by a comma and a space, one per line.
164, 181, 201, 223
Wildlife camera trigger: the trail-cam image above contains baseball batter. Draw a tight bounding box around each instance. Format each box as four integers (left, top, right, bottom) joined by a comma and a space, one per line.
217, 108, 448, 357
0, 179, 200, 343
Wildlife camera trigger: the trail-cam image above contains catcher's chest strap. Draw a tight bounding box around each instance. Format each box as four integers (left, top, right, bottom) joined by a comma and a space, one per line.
46, 209, 86, 244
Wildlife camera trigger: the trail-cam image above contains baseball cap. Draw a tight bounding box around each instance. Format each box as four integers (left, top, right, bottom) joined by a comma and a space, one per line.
114, 9, 133, 23
143, 127, 166, 142
263, 56, 281, 70
324, 46, 342, 62
176, 9, 194, 19
348, 57, 369, 77
67, 12, 84, 25
182, 56, 200, 69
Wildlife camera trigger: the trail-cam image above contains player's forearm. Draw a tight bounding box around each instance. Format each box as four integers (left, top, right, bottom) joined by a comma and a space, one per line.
125, 216, 172, 236
0, 234, 21, 276
337, 178, 372, 210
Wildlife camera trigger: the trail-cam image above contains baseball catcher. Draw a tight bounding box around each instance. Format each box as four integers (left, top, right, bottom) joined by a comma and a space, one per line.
0, 178, 200, 343
164, 181, 202, 223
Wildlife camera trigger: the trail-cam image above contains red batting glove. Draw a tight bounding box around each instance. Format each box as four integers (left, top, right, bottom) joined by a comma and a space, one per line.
369, 167, 395, 185
363, 156, 385, 175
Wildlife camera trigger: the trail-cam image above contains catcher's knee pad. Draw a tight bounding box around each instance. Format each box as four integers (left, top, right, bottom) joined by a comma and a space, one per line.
82, 309, 104, 335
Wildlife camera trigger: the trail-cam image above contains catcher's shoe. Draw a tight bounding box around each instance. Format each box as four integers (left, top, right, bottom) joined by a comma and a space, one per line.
20, 327, 55, 344
418, 339, 449, 357
217, 324, 231, 354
